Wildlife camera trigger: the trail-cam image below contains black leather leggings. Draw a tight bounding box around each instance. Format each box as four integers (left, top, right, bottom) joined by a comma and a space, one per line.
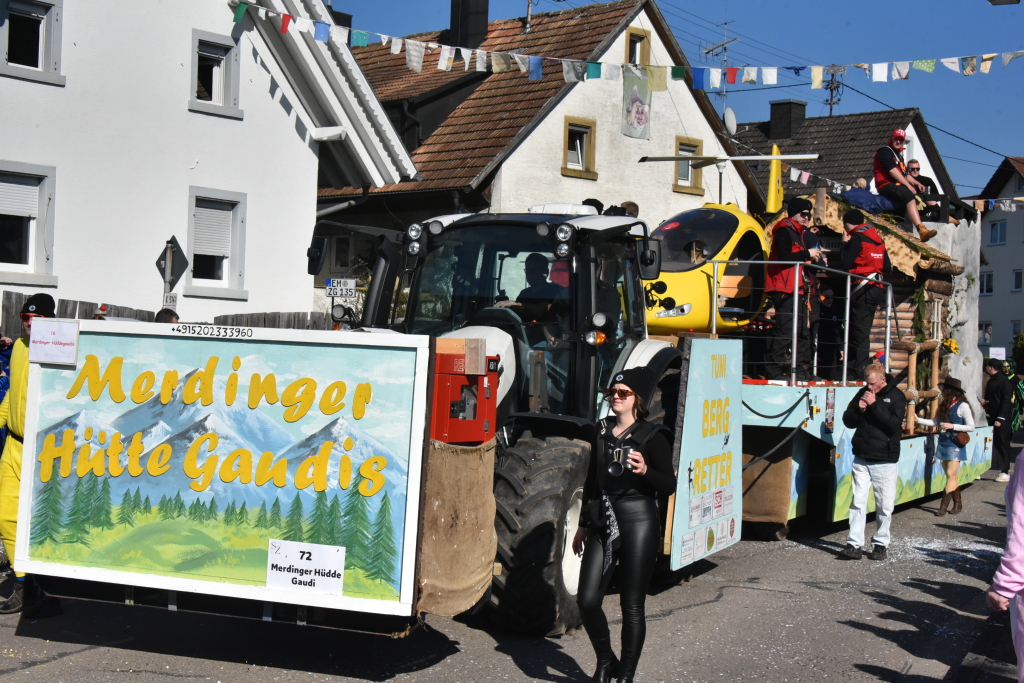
577, 496, 659, 674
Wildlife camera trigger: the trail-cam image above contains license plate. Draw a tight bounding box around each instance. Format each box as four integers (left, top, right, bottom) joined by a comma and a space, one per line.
325, 278, 356, 298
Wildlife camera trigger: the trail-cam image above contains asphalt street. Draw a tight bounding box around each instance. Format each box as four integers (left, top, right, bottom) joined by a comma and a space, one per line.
0, 468, 1013, 683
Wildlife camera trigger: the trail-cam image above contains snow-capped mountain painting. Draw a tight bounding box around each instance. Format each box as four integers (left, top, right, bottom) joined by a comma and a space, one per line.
25, 331, 421, 611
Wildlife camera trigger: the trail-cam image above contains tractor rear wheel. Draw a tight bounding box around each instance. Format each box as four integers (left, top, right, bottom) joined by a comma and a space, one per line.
491, 432, 589, 636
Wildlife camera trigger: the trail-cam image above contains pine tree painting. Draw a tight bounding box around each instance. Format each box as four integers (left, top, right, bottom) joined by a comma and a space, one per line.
116, 489, 136, 529
326, 494, 342, 546
305, 491, 331, 545
223, 501, 236, 526
339, 486, 372, 571
91, 478, 115, 530
30, 476, 64, 545
236, 502, 249, 527
366, 493, 398, 589
158, 494, 171, 520
282, 494, 305, 542
63, 479, 93, 545
133, 488, 143, 515
142, 495, 152, 515
187, 498, 204, 522
269, 497, 283, 529
254, 502, 269, 530
207, 498, 219, 522
173, 492, 186, 518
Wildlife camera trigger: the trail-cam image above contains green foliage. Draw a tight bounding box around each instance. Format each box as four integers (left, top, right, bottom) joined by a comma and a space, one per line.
269, 497, 283, 529
92, 479, 115, 529
173, 492, 186, 518
236, 502, 249, 527
187, 498, 204, 522
115, 489, 136, 529
223, 501, 237, 526
339, 486, 372, 571
1014, 333, 1024, 372
158, 494, 172, 520
326, 495, 342, 546
64, 478, 94, 545
282, 494, 305, 542
142, 495, 152, 515
911, 286, 928, 343
253, 502, 269, 530
207, 498, 218, 521
305, 491, 332, 545
30, 476, 64, 545
365, 493, 397, 588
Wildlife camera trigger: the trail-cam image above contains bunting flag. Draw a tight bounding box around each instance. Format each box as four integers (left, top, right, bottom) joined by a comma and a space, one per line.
811, 66, 823, 89
799, 171, 810, 185
459, 47, 472, 70
561, 59, 582, 82
391, 37, 403, 54
892, 62, 910, 80
586, 62, 602, 79
913, 59, 937, 73
709, 67, 722, 89
513, 53, 530, 73
1004, 51, 1024, 67
960, 56, 977, 75
233, 3, 248, 22
647, 65, 667, 91
278, 14, 292, 33
762, 67, 777, 85
405, 39, 425, 72
604, 63, 621, 81
742, 66, 757, 84
789, 167, 800, 182
691, 67, 705, 90
981, 54, 996, 74
314, 21, 330, 43
941, 57, 960, 73
352, 30, 371, 47
871, 63, 888, 82
529, 56, 543, 81
476, 49, 487, 72
437, 45, 454, 71
670, 66, 686, 80
726, 67, 738, 84
491, 52, 512, 73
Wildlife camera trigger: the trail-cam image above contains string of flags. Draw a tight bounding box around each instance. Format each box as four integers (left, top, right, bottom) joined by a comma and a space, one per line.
231, 1, 1024, 89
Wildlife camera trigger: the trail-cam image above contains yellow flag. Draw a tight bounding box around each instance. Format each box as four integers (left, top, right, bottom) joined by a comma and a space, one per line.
811, 66, 823, 89
766, 144, 784, 214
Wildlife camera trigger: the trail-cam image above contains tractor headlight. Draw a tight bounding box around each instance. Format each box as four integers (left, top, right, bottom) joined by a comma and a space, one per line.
556, 243, 570, 258
585, 330, 607, 345
591, 312, 607, 327
428, 220, 444, 235
407, 240, 421, 255
555, 224, 573, 242
407, 223, 423, 240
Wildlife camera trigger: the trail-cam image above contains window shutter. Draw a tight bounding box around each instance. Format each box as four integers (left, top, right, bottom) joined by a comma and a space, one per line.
0, 173, 39, 216
193, 199, 233, 257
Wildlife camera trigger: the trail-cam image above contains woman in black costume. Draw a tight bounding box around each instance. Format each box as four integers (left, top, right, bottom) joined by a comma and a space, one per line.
572, 367, 677, 683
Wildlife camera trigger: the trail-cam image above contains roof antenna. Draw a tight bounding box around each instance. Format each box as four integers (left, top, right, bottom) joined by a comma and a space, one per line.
703, 21, 737, 114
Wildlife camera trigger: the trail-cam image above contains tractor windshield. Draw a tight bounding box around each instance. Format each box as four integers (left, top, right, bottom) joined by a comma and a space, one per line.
652, 208, 739, 272
407, 225, 570, 337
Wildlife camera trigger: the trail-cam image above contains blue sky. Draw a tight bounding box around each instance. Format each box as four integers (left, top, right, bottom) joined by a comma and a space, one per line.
344, 0, 1023, 196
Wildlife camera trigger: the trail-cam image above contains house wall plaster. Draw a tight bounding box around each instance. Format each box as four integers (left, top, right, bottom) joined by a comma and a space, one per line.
492, 10, 746, 225
976, 174, 1024, 356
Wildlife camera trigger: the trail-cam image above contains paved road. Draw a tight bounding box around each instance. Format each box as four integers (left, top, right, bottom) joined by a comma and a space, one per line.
0, 475, 1011, 682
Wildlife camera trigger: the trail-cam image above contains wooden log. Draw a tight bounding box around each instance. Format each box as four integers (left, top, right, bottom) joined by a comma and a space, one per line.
904, 388, 940, 402
930, 345, 941, 420
891, 340, 941, 352
924, 279, 953, 296
906, 349, 918, 434
918, 259, 964, 276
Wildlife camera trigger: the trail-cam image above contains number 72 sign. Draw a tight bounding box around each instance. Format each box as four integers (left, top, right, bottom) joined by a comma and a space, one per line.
266, 539, 346, 596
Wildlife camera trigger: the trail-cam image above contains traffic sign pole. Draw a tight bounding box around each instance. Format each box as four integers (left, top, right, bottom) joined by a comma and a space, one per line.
164, 241, 173, 295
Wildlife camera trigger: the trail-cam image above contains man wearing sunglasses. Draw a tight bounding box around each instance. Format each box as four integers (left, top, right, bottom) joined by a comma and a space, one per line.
765, 198, 822, 381
0, 294, 62, 617
907, 159, 940, 221
873, 130, 936, 241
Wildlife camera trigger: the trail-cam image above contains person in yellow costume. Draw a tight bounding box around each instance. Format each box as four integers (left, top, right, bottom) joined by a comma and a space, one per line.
0, 294, 62, 617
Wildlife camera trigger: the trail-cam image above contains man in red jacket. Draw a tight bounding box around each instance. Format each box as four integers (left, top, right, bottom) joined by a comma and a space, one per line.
840, 209, 891, 380
873, 129, 935, 241
765, 198, 822, 381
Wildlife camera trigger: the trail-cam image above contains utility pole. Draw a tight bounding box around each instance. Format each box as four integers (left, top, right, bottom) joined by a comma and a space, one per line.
703, 22, 737, 114
525, 0, 532, 32
824, 69, 844, 116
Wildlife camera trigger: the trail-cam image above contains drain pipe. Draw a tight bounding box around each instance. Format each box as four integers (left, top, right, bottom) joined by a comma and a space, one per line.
316, 185, 371, 218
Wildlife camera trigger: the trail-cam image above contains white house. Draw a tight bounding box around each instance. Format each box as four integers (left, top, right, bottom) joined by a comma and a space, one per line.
0, 0, 414, 321
977, 157, 1024, 356
313, 0, 762, 285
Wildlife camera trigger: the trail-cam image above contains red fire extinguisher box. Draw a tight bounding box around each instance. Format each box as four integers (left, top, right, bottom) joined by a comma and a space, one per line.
431, 339, 499, 444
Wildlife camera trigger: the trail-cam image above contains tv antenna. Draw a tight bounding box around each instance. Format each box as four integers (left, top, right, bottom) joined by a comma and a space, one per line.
703, 21, 737, 111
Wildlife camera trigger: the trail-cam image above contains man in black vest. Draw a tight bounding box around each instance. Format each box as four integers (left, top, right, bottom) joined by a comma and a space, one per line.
984, 358, 1013, 482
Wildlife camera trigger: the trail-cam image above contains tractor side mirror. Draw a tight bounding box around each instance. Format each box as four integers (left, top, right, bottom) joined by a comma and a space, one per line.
638, 238, 661, 280
307, 236, 328, 276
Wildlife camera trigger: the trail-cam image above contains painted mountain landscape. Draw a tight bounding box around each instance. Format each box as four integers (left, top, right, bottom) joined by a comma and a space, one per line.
26, 334, 419, 605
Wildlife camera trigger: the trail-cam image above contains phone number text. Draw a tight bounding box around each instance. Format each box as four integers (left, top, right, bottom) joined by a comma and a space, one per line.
169, 325, 254, 338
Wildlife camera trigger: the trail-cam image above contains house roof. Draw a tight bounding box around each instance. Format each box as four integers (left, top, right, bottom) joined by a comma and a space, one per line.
318, 0, 764, 206
978, 156, 1024, 198
733, 107, 960, 203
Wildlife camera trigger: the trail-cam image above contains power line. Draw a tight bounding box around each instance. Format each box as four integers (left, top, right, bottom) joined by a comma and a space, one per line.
944, 155, 1001, 168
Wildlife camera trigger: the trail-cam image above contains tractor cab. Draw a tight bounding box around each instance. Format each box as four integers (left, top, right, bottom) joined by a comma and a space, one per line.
359, 212, 662, 425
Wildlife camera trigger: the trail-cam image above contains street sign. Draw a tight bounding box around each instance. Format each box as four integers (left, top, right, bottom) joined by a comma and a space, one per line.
325, 278, 356, 299
162, 292, 178, 310
155, 236, 189, 292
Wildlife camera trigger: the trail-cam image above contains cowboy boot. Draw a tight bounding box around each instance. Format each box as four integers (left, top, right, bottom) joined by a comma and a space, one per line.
935, 492, 952, 517
951, 489, 963, 515
917, 225, 938, 242
590, 638, 619, 683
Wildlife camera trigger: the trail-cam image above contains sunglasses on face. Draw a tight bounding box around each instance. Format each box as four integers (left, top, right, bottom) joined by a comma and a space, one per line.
908, 167, 920, 172
19, 313, 41, 322
797, 211, 811, 218
602, 388, 636, 400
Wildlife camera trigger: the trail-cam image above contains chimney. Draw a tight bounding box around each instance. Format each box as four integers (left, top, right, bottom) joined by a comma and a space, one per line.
450, 0, 488, 50
769, 99, 806, 140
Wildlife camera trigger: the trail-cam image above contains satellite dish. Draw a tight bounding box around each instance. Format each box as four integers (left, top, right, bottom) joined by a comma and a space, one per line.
724, 108, 737, 136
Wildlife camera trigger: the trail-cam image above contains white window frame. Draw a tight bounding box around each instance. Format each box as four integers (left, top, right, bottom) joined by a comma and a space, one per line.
1013, 269, 1022, 293
979, 321, 993, 346
0, 0, 64, 86
980, 272, 994, 296
188, 29, 243, 120
0, 159, 57, 286
990, 220, 1007, 246
184, 186, 247, 300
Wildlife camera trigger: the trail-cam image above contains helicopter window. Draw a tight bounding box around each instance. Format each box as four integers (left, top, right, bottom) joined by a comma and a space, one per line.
652, 208, 739, 273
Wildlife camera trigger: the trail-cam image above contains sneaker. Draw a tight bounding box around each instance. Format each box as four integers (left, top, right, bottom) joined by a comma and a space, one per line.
838, 545, 863, 560
868, 545, 887, 561
22, 595, 62, 619
996, 473, 1011, 483
0, 583, 23, 614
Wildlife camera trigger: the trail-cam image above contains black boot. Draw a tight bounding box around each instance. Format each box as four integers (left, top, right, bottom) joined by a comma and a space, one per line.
590, 638, 618, 683
616, 655, 638, 683
935, 492, 952, 517
951, 489, 963, 515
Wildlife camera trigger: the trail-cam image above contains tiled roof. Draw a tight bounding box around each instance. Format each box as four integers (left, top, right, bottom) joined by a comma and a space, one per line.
733, 108, 922, 196
320, 0, 638, 196
979, 156, 1024, 198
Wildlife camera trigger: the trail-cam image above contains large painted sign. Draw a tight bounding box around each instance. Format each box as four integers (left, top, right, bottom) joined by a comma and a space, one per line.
670, 339, 744, 570
15, 322, 429, 616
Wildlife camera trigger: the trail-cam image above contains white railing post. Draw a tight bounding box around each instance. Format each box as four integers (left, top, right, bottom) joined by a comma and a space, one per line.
884, 284, 893, 374
842, 273, 851, 384
711, 260, 719, 336
791, 264, 800, 385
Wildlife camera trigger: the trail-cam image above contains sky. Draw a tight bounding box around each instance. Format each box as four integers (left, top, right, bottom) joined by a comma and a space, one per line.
343, 0, 1024, 196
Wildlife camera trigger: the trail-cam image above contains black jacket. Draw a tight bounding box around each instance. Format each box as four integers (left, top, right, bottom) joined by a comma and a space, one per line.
986, 372, 1012, 425
842, 379, 907, 463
